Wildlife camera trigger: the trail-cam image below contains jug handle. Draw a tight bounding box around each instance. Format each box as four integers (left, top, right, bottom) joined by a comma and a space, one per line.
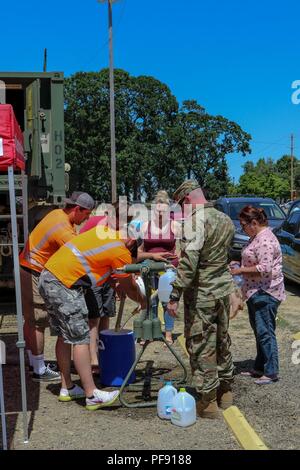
98, 340, 105, 351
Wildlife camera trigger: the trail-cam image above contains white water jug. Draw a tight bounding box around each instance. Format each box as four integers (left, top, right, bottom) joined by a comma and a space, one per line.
157, 381, 177, 420
158, 269, 176, 303
170, 388, 196, 427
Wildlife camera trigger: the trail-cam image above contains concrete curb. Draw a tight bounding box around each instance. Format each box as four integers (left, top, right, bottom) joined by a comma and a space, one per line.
177, 334, 269, 451
223, 406, 269, 450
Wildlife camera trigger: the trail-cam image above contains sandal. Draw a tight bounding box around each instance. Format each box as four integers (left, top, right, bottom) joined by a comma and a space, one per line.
254, 376, 278, 385
240, 369, 263, 378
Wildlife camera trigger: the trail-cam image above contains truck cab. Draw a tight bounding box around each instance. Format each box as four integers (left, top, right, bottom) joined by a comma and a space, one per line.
0, 72, 66, 204
0, 72, 66, 288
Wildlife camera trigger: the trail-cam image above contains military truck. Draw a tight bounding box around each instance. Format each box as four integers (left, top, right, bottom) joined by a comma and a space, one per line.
0, 72, 67, 288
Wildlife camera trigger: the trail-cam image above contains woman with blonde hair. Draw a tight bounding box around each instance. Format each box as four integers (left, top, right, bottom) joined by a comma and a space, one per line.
138, 190, 181, 344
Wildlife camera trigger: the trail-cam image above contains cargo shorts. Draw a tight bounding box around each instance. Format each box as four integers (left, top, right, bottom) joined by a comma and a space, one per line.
84, 282, 116, 319
38, 270, 90, 345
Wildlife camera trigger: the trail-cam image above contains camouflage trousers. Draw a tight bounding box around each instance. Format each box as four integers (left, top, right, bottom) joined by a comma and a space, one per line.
38, 270, 90, 345
184, 292, 234, 395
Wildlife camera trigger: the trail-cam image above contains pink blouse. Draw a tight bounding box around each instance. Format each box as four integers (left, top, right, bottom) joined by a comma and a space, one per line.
241, 227, 286, 302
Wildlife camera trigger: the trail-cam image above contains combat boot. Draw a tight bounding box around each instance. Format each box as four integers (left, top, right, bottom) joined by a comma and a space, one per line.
217, 382, 233, 410
196, 390, 220, 419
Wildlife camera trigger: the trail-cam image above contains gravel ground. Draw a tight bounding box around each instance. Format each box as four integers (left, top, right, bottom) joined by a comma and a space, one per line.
0, 280, 299, 450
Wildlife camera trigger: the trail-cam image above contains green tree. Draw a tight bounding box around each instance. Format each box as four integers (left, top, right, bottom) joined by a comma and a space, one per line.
175, 100, 251, 199
64, 70, 252, 201
235, 156, 299, 201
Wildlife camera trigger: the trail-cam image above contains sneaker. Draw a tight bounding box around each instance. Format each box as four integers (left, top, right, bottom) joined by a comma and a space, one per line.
59, 384, 85, 402
46, 362, 59, 373
32, 364, 61, 382
85, 389, 119, 411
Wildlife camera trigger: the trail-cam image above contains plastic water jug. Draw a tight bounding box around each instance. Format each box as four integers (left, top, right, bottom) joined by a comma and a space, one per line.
158, 269, 176, 303
171, 388, 196, 427
231, 262, 244, 287
157, 381, 177, 420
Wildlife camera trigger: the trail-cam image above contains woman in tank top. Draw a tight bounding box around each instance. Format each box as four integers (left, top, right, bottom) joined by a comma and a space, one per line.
138, 190, 181, 344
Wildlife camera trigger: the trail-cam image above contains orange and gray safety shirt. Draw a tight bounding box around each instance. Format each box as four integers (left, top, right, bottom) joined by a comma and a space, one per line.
44, 226, 131, 288
20, 209, 76, 273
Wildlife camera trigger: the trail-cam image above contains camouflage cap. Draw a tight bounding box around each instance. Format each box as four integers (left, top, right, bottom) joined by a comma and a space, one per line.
173, 179, 200, 203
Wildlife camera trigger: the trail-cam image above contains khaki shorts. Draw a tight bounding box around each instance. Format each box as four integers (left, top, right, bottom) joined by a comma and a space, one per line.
20, 266, 49, 328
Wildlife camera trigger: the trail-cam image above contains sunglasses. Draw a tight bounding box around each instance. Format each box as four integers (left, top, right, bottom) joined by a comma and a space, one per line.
240, 221, 251, 229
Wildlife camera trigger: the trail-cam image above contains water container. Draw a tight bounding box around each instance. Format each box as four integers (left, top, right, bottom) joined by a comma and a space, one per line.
231, 262, 244, 287
133, 317, 143, 340
158, 269, 176, 303
171, 388, 196, 427
152, 317, 162, 339
142, 319, 153, 340
99, 329, 136, 386
157, 381, 177, 420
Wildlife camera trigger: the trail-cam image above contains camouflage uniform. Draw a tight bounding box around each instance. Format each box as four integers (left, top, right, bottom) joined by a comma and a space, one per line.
171, 181, 235, 395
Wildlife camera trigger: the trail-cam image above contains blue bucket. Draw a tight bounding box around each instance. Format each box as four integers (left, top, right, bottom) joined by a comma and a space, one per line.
99, 329, 136, 386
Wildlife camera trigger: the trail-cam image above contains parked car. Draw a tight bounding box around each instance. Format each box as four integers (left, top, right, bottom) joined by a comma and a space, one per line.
286, 199, 300, 217
274, 210, 300, 285
280, 201, 294, 215
214, 197, 286, 260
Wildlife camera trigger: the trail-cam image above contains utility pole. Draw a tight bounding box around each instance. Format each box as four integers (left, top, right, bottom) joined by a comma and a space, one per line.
291, 134, 294, 200
98, 0, 118, 203
43, 48, 47, 72
108, 1, 117, 204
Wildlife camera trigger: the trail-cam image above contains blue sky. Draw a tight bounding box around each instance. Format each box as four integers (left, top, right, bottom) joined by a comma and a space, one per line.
1, 0, 299, 181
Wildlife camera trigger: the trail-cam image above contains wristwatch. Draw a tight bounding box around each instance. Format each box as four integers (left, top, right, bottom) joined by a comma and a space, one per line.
169, 294, 180, 302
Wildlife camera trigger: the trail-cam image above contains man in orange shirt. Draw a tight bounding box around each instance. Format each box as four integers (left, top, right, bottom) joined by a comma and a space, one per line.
20, 192, 94, 381
38, 225, 146, 410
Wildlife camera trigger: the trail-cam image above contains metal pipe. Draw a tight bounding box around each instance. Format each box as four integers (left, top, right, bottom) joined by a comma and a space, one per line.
8, 167, 28, 444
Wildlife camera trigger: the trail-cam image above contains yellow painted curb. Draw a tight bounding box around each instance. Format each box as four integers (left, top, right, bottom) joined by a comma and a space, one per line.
177, 334, 189, 357
293, 332, 300, 341
223, 406, 268, 450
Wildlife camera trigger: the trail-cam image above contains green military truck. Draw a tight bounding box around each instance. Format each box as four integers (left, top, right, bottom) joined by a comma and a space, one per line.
0, 72, 67, 288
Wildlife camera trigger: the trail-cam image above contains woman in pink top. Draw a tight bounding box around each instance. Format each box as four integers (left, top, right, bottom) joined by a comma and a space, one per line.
138, 190, 181, 344
230, 206, 285, 385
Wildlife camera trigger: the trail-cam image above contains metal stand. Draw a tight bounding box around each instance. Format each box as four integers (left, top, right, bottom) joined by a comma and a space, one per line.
0, 358, 8, 450
5, 166, 28, 444
116, 261, 188, 408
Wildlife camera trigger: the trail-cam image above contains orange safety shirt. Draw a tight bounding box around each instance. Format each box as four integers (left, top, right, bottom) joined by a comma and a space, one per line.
20, 209, 76, 273
44, 226, 131, 288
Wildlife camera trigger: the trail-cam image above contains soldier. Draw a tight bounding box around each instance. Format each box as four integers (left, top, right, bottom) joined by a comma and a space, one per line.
167, 180, 235, 418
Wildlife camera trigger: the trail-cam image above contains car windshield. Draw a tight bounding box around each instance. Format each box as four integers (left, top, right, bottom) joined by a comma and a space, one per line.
229, 202, 285, 220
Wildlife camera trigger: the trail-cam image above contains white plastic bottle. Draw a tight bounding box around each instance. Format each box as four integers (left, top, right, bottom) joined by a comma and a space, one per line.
157, 381, 177, 420
158, 269, 176, 303
231, 262, 244, 287
170, 388, 196, 427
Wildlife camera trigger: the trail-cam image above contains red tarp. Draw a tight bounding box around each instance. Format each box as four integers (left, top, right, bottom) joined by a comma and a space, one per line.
0, 104, 25, 171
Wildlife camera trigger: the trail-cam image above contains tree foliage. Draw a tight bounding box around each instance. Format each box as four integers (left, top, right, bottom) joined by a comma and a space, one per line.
64, 70, 251, 201
229, 155, 300, 201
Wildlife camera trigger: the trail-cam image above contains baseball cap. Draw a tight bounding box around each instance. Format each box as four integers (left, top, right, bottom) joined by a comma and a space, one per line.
64, 191, 95, 210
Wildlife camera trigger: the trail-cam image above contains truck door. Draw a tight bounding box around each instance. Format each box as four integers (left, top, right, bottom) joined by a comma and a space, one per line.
25, 79, 41, 178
